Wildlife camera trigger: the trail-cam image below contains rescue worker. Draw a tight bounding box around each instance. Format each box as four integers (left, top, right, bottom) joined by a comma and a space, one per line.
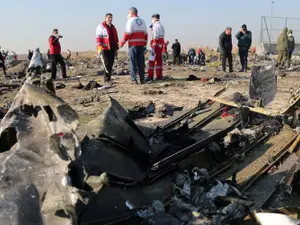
48, 29, 67, 79
119, 7, 147, 84
172, 39, 181, 65
162, 40, 169, 62
96, 13, 119, 82
288, 29, 295, 68
188, 48, 196, 65
195, 48, 206, 66
0, 51, 6, 76
236, 24, 252, 72
12, 51, 17, 60
277, 27, 289, 68
219, 27, 233, 72
146, 14, 165, 81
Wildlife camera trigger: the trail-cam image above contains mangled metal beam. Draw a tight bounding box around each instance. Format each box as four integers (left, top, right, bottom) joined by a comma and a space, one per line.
0, 75, 80, 225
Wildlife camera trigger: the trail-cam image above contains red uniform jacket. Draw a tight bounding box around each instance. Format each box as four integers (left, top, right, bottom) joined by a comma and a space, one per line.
48, 35, 61, 54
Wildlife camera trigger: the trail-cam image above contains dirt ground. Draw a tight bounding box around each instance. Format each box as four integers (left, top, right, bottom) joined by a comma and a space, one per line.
1, 52, 300, 135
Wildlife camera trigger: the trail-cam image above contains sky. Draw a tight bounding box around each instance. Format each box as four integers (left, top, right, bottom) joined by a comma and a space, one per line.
1, 0, 300, 54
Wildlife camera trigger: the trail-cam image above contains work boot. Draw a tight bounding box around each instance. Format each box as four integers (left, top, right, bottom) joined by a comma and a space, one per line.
154, 77, 163, 81
239, 68, 245, 72
145, 77, 153, 82
131, 79, 138, 84
229, 69, 233, 73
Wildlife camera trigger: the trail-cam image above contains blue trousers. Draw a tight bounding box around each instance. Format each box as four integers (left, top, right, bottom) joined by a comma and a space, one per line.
129, 46, 145, 82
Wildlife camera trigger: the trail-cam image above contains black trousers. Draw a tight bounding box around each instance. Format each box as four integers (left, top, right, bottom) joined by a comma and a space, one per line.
102, 49, 116, 81
221, 51, 233, 72
239, 48, 248, 71
51, 54, 66, 79
173, 54, 180, 65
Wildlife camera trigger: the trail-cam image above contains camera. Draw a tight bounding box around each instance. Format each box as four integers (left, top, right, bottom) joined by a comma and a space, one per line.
59, 35, 63, 38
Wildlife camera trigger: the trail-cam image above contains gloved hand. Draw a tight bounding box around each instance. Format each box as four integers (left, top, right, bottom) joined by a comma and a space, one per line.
97, 46, 103, 56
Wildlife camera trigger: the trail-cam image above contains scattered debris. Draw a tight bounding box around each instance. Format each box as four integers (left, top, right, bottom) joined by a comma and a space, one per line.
128, 101, 155, 120
143, 89, 164, 95
158, 103, 183, 117
83, 80, 102, 90
55, 82, 66, 89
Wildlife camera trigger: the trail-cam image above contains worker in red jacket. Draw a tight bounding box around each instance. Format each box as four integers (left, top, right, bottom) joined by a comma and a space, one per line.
146, 14, 165, 81
96, 13, 119, 82
119, 7, 148, 84
48, 29, 67, 79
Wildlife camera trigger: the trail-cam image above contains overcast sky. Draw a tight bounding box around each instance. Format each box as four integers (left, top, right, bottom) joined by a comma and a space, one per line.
1, 0, 300, 53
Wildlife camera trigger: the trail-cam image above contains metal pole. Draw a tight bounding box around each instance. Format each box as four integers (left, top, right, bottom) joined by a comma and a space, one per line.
271, 1, 275, 42
260, 16, 263, 42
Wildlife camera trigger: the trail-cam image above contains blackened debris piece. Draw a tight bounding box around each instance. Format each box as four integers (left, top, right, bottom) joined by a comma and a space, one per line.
158, 104, 183, 117
128, 101, 155, 120
83, 80, 102, 90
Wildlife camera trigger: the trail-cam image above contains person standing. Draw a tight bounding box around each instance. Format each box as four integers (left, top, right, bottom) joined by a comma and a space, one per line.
236, 24, 252, 72
28, 50, 33, 60
172, 39, 181, 65
277, 27, 289, 68
96, 13, 119, 82
119, 7, 147, 84
0, 51, 6, 76
146, 14, 165, 81
66, 49, 72, 61
287, 29, 295, 68
219, 27, 233, 72
47, 49, 51, 60
48, 29, 67, 79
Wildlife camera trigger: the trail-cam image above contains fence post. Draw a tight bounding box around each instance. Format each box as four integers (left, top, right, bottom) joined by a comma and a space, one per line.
260, 16, 263, 42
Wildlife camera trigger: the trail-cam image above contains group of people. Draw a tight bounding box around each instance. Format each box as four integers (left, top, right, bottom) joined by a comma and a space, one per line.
0, 49, 18, 76
219, 24, 252, 72
187, 48, 206, 66
277, 28, 295, 68
43, 7, 297, 82
96, 7, 166, 84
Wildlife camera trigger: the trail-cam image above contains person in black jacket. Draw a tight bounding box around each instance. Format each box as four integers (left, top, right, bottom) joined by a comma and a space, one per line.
188, 48, 196, 65
172, 39, 181, 65
219, 27, 233, 72
0, 51, 6, 76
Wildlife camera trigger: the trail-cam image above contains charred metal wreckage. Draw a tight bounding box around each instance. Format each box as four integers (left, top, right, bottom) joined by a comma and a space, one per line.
1, 63, 300, 225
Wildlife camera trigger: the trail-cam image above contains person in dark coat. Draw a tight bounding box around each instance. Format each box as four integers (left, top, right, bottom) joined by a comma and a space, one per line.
0, 51, 6, 76
172, 39, 181, 65
288, 29, 295, 67
28, 50, 33, 60
236, 24, 252, 72
219, 27, 233, 72
277, 27, 289, 68
188, 48, 196, 65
